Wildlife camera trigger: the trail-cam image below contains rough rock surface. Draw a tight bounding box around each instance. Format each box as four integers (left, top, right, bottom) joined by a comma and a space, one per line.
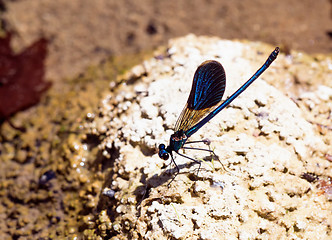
85, 35, 331, 239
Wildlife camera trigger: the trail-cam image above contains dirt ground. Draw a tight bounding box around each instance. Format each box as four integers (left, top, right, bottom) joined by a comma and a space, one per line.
0, 0, 332, 239
1, 0, 332, 83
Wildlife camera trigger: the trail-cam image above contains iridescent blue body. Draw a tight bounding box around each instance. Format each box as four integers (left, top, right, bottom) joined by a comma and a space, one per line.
159, 47, 280, 179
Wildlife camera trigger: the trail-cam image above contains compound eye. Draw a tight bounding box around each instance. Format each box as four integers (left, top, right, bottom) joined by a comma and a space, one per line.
161, 152, 169, 160
158, 144, 169, 160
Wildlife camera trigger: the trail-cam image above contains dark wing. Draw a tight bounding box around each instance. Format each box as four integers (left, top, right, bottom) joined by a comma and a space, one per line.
175, 60, 226, 133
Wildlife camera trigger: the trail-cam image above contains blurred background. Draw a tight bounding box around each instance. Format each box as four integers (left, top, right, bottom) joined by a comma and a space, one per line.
1, 0, 331, 83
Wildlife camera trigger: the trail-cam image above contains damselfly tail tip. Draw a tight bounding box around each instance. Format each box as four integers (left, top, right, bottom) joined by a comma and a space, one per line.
268, 47, 280, 62
274, 47, 280, 55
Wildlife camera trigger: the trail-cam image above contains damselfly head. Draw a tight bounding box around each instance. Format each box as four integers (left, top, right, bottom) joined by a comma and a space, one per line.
158, 144, 169, 160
